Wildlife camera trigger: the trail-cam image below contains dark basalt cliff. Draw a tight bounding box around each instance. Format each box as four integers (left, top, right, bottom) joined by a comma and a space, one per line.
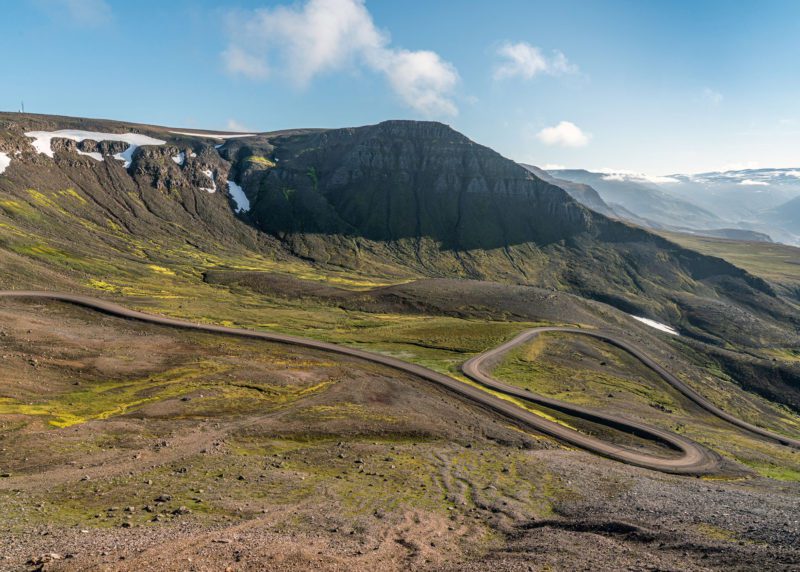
228, 121, 594, 249
224, 121, 774, 294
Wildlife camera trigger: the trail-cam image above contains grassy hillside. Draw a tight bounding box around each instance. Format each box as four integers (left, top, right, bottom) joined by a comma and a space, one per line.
657, 230, 800, 290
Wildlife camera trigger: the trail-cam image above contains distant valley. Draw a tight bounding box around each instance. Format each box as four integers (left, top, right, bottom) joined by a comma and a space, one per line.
532, 166, 800, 246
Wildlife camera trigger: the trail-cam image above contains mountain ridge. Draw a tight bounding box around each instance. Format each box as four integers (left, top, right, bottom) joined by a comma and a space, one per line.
0, 112, 796, 352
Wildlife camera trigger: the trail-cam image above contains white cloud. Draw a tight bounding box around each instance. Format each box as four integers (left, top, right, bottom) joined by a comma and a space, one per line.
537, 121, 590, 148
222, 46, 270, 80
739, 179, 769, 186
493, 41, 576, 81
542, 163, 566, 170
226, 119, 252, 132
373, 49, 459, 116
702, 88, 723, 105
37, 0, 112, 27
223, 0, 459, 116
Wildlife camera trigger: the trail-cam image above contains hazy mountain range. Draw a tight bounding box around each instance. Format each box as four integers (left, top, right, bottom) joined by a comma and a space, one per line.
535, 167, 800, 245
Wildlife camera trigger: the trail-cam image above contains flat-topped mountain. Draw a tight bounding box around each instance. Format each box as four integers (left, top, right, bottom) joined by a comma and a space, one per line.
227, 120, 593, 249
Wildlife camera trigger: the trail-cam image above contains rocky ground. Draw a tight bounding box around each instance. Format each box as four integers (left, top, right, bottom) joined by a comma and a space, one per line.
0, 299, 799, 571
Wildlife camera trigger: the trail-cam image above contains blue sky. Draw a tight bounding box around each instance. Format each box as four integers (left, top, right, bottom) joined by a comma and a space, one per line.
2, 0, 799, 174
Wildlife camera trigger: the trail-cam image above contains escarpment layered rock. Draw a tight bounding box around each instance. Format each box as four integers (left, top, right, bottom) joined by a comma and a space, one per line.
229, 121, 594, 249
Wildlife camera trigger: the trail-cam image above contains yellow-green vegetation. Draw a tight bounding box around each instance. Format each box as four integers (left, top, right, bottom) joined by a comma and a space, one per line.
0, 361, 335, 428
147, 264, 176, 276
492, 332, 800, 481
738, 460, 800, 482
494, 333, 680, 410
245, 155, 276, 167
293, 402, 399, 424
658, 231, 800, 287
765, 348, 800, 363
0, 198, 42, 220
695, 523, 739, 543
344, 317, 535, 372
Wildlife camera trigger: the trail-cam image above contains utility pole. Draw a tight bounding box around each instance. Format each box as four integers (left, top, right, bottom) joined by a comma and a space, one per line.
20, 101, 25, 114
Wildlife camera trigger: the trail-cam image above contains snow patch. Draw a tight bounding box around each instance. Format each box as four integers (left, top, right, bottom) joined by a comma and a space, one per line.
189, 152, 197, 158
169, 130, 256, 140
598, 169, 679, 184
227, 180, 250, 213
201, 169, 216, 193
0, 152, 10, 175
630, 315, 679, 336
738, 179, 769, 186
172, 152, 186, 166
76, 150, 103, 161
25, 130, 165, 168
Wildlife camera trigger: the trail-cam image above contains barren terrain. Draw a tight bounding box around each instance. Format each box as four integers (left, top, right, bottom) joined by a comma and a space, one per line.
1, 298, 799, 571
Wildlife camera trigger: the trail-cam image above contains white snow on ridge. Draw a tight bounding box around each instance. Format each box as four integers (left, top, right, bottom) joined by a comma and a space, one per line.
76, 149, 103, 161
0, 152, 10, 175
169, 130, 256, 140
596, 169, 679, 184
172, 152, 186, 166
25, 130, 165, 168
227, 180, 250, 213
738, 179, 769, 186
201, 169, 216, 193
630, 315, 679, 336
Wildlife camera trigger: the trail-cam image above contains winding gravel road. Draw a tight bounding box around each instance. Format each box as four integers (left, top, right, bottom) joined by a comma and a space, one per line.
3, 291, 798, 475
463, 328, 800, 467
467, 328, 800, 448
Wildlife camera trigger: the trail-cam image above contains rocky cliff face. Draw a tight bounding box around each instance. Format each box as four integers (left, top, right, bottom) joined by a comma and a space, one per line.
520, 163, 617, 218
0, 112, 277, 277
224, 121, 774, 291
227, 121, 594, 250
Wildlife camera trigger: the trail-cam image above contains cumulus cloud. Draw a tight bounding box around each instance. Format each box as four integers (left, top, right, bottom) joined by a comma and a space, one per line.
739, 179, 769, 186
374, 49, 459, 116
493, 41, 576, 80
223, 0, 459, 116
702, 88, 723, 105
536, 121, 590, 148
